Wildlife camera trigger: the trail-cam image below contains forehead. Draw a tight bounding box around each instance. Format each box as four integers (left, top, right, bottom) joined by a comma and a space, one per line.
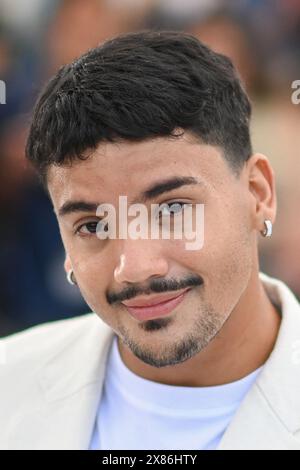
48, 132, 230, 206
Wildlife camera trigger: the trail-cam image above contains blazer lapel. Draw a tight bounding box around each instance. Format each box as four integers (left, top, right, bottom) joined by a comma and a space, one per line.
7, 315, 115, 450
6, 273, 300, 450
218, 273, 300, 449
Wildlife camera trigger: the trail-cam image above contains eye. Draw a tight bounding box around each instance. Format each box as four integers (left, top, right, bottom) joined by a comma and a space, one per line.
75, 220, 108, 236
160, 202, 189, 216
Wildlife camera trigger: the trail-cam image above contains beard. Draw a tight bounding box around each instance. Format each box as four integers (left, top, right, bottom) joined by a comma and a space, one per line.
116, 302, 226, 368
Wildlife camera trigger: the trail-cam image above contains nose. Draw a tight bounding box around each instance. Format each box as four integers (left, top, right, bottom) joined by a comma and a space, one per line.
114, 239, 169, 285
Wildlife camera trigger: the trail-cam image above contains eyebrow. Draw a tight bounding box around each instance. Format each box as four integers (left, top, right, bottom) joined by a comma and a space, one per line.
58, 176, 203, 217
137, 176, 203, 203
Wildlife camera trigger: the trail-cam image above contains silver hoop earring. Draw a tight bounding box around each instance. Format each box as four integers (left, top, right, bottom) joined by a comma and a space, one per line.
261, 219, 272, 238
67, 270, 76, 285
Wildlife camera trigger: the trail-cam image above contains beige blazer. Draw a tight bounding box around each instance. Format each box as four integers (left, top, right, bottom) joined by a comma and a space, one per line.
1, 272, 300, 450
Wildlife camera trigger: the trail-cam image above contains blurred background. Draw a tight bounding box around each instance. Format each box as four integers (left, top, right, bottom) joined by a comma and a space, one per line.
0, 0, 299, 337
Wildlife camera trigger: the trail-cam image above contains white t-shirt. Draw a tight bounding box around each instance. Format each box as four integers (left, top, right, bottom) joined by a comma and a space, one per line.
89, 335, 263, 450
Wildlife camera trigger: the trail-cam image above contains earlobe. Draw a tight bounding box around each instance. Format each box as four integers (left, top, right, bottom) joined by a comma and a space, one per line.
247, 153, 277, 232
64, 256, 77, 285
64, 256, 72, 275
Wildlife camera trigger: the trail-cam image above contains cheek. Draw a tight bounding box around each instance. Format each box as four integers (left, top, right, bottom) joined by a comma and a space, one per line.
66, 250, 111, 311
204, 197, 252, 259
205, 215, 254, 309
164, 206, 250, 270
167, 208, 253, 305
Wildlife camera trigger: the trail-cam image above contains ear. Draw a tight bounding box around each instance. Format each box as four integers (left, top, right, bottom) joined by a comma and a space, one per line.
64, 255, 72, 275
246, 153, 277, 232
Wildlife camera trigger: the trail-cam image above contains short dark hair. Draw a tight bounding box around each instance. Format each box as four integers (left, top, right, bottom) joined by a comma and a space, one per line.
25, 30, 252, 185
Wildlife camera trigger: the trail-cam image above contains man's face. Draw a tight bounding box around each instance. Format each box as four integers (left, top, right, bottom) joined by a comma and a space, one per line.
48, 131, 257, 367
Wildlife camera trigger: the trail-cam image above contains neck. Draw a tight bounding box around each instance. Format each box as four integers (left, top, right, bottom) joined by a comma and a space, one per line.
117, 271, 282, 387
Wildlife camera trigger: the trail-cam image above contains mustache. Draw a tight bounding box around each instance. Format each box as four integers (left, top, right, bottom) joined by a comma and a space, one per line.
106, 274, 203, 305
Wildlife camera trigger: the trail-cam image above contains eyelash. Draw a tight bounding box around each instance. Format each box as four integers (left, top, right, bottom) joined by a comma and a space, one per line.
75, 201, 191, 237
156, 201, 191, 218
75, 220, 103, 236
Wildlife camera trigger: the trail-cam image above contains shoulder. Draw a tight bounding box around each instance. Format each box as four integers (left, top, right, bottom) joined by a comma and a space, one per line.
0, 312, 101, 368
0, 313, 113, 447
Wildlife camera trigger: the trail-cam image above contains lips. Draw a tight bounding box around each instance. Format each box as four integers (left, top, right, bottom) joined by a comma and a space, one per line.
122, 287, 191, 307
121, 287, 192, 321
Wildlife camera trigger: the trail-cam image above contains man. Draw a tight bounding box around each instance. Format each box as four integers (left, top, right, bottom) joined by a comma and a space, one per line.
1, 30, 300, 450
